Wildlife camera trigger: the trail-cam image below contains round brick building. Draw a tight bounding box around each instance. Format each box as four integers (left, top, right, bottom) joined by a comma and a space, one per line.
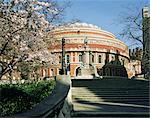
48, 23, 132, 78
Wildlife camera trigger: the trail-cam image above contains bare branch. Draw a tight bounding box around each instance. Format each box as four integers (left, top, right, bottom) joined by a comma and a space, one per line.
129, 32, 143, 45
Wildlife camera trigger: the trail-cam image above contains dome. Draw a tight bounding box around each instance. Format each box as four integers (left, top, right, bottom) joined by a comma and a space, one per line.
49, 22, 129, 58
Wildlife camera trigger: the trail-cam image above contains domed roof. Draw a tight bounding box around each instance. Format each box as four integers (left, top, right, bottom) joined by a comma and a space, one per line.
49, 22, 129, 58
54, 22, 115, 39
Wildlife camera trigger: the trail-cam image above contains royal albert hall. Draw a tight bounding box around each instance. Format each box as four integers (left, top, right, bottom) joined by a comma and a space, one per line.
46, 22, 136, 78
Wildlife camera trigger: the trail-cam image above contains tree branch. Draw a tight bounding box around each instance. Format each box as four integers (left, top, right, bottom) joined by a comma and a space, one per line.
129, 32, 143, 45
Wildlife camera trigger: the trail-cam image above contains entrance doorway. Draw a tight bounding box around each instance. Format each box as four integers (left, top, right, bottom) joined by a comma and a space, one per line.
76, 67, 81, 76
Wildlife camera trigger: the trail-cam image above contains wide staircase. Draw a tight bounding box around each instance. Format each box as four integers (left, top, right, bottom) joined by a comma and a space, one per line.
71, 79, 150, 118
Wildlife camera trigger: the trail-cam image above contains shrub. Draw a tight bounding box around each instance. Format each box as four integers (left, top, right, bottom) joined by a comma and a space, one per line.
0, 80, 55, 117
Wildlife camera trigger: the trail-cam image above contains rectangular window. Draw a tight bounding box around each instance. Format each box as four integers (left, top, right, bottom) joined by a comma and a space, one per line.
99, 55, 101, 63
79, 54, 82, 62
51, 69, 54, 76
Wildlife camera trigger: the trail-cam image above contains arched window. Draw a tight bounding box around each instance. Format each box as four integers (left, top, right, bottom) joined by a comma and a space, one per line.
99, 55, 102, 63
79, 54, 82, 62
92, 55, 94, 63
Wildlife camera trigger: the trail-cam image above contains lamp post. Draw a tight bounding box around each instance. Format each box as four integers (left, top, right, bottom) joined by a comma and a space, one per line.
61, 37, 66, 75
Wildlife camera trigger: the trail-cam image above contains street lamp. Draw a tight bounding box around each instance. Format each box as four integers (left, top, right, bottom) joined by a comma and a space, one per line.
83, 37, 89, 65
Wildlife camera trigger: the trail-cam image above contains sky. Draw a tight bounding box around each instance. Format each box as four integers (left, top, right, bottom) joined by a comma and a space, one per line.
60, 0, 150, 48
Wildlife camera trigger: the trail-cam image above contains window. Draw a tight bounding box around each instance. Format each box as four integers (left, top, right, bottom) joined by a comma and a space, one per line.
79, 54, 82, 62
99, 55, 102, 63
112, 55, 115, 61
121, 58, 125, 65
66, 55, 70, 63
59, 56, 61, 63
59, 69, 62, 74
92, 55, 94, 63
116, 50, 119, 54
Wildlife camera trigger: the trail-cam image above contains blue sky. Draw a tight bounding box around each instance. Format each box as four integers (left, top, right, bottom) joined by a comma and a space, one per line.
61, 0, 149, 48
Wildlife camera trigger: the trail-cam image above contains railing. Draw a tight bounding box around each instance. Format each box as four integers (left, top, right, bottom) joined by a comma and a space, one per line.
7, 75, 72, 118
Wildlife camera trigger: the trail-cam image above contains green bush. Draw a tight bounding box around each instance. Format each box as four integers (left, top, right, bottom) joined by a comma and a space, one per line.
0, 80, 55, 117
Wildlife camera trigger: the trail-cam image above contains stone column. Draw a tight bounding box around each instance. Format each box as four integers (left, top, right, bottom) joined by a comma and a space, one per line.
47, 68, 50, 77
75, 52, 77, 62
83, 50, 90, 65
70, 52, 73, 63
89, 51, 92, 64
82, 52, 86, 64
85, 51, 90, 65
41, 68, 45, 77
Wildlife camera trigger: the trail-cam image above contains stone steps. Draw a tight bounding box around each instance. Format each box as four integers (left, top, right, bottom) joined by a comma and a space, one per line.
71, 79, 150, 118
72, 88, 149, 97
72, 93, 149, 97
72, 95, 149, 106
72, 111, 149, 118
72, 92, 149, 95
72, 87, 149, 90
72, 79, 149, 88
72, 88, 149, 91
73, 97, 149, 101
72, 92, 149, 96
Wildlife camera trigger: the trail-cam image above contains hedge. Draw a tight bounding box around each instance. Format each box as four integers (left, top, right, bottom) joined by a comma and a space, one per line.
0, 80, 55, 117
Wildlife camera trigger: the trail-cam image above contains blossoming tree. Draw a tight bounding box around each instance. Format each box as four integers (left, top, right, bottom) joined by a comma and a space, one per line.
0, 0, 67, 80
